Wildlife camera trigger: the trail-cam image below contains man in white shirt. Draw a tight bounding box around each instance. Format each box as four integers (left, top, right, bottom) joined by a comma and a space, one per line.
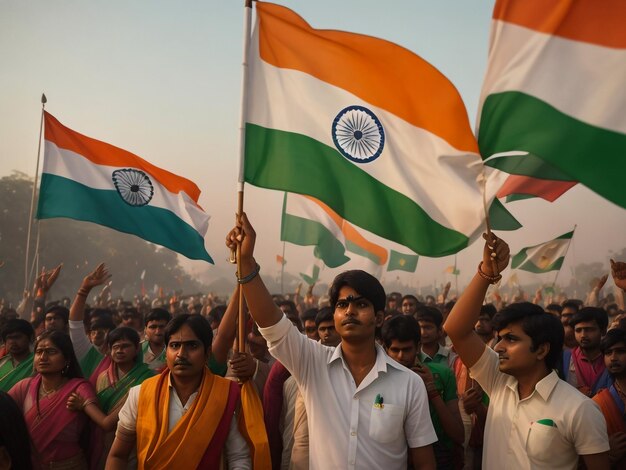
444, 233, 609, 470
227, 213, 437, 470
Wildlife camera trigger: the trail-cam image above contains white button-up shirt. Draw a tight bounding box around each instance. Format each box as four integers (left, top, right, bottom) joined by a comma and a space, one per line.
470, 347, 609, 470
260, 316, 437, 470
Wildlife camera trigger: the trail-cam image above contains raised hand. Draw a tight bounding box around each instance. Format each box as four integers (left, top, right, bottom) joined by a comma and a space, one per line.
226, 212, 257, 266
480, 233, 510, 279
80, 263, 112, 291
611, 259, 626, 292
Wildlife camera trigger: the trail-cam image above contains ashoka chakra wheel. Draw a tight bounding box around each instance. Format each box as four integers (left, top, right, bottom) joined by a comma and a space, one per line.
332, 105, 385, 163
112, 169, 154, 207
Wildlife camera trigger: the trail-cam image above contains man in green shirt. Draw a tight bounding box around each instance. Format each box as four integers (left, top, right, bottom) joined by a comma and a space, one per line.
0, 319, 35, 392
382, 315, 464, 470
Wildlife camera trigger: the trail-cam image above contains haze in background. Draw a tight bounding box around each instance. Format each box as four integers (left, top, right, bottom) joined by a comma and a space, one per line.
1, 0, 624, 296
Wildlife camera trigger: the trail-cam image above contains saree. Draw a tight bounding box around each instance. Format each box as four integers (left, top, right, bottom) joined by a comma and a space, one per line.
96, 360, 154, 414
79, 346, 104, 380
0, 353, 34, 392
9, 375, 95, 469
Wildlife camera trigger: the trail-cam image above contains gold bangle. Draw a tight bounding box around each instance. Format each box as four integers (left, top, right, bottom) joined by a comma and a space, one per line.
477, 262, 502, 284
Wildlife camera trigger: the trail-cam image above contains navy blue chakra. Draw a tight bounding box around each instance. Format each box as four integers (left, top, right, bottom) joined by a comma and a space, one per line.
332, 105, 385, 163
112, 169, 154, 207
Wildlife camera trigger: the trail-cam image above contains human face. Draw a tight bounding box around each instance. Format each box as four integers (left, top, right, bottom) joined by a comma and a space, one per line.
474, 314, 494, 337
574, 321, 603, 352
386, 339, 418, 368
604, 341, 626, 378
318, 320, 340, 347
89, 328, 109, 348
145, 320, 168, 346
494, 322, 547, 376
4, 332, 31, 359
303, 319, 319, 341
417, 320, 439, 346
110, 339, 138, 366
44, 313, 65, 332
34, 339, 66, 375
560, 307, 576, 327
166, 324, 208, 379
401, 298, 417, 316
334, 286, 382, 343
122, 315, 142, 331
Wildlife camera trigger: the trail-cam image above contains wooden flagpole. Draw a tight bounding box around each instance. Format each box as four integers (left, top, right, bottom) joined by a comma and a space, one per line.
24, 93, 46, 293
232, 0, 254, 353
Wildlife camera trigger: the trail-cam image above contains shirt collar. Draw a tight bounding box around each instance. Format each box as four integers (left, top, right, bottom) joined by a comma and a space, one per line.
328, 342, 404, 373
505, 370, 560, 401
419, 345, 449, 362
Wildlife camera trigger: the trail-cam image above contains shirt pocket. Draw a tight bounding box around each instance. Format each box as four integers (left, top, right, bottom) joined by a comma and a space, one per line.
369, 403, 404, 443
525, 421, 563, 464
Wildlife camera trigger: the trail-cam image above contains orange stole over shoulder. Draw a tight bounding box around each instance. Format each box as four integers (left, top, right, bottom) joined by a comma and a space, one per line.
593, 388, 626, 436
136, 367, 231, 469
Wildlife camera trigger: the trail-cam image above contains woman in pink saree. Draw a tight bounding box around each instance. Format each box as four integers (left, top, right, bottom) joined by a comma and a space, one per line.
9, 329, 96, 470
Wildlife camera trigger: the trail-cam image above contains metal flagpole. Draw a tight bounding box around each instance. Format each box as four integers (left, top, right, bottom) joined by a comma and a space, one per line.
24, 93, 46, 293
552, 225, 577, 289
232, 0, 254, 354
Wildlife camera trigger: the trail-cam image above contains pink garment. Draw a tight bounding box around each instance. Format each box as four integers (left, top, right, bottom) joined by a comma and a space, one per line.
9, 375, 96, 469
571, 347, 605, 389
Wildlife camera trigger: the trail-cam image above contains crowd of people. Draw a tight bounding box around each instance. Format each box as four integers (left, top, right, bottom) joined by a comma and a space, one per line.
0, 215, 625, 469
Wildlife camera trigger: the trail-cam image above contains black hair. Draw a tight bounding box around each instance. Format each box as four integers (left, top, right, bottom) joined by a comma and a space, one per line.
301, 308, 319, 323
561, 299, 582, 312
601, 328, 626, 354
329, 270, 386, 313
0, 391, 32, 470
1, 319, 34, 342
381, 315, 421, 348
479, 303, 498, 320
276, 300, 297, 314
164, 314, 213, 352
315, 307, 334, 327
570, 307, 609, 331
492, 302, 564, 370
90, 316, 116, 332
207, 305, 226, 324
107, 326, 141, 348
416, 306, 444, 329
44, 305, 69, 323
545, 303, 563, 315
34, 330, 83, 379
145, 308, 172, 325
401, 294, 419, 304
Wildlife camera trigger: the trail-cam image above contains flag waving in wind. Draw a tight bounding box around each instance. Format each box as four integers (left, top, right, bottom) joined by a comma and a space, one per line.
478, 0, 626, 209
38, 112, 213, 263
511, 230, 574, 274
244, 2, 512, 258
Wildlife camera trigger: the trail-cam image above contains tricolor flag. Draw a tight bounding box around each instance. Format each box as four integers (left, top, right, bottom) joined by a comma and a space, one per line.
38, 112, 213, 263
244, 2, 513, 258
276, 254, 286, 266
511, 230, 574, 274
281, 192, 387, 268
387, 250, 419, 273
497, 175, 577, 203
300, 264, 321, 286
478, 0, 626, 209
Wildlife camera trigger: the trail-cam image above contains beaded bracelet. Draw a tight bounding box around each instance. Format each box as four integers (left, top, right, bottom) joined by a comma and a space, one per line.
237, 263, 260, 284
477, 262, 502, 284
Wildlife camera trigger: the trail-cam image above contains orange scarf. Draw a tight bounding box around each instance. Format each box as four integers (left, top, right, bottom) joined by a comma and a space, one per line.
593, 388, 626, 436
238, 380, 272, 469
136, 368, 229, 470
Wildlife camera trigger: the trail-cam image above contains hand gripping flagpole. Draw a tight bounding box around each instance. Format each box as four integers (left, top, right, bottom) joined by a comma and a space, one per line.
24, 94, 47, 293
232, 0, 253, 353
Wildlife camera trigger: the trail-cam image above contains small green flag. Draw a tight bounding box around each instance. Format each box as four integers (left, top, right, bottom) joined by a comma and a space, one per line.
387, 250, 418, 272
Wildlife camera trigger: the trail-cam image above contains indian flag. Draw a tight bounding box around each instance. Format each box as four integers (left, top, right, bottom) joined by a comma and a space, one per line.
244, 2, 511, 258
387, 250, 419, 273
38, 112, 213, 263
478, 0, 626, 209
281, 192, 387, 269
511, 230, 574, 273
497, 175, 577, 203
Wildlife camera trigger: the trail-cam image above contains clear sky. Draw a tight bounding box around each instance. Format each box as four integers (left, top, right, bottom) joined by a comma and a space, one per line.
1, 0, 624, 294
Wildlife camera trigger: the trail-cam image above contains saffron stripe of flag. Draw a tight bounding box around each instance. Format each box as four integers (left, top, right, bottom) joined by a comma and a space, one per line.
245, 2, 512, 258
478, 0, 626, 209
38, 112, 213, 263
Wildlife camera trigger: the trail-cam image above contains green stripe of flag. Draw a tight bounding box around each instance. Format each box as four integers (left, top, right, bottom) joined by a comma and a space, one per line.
280, 211, 350, 268
387, 250, 419, 272
37, 174, 213, 262
479, 91, 626, 209
245, 124, 468, 257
